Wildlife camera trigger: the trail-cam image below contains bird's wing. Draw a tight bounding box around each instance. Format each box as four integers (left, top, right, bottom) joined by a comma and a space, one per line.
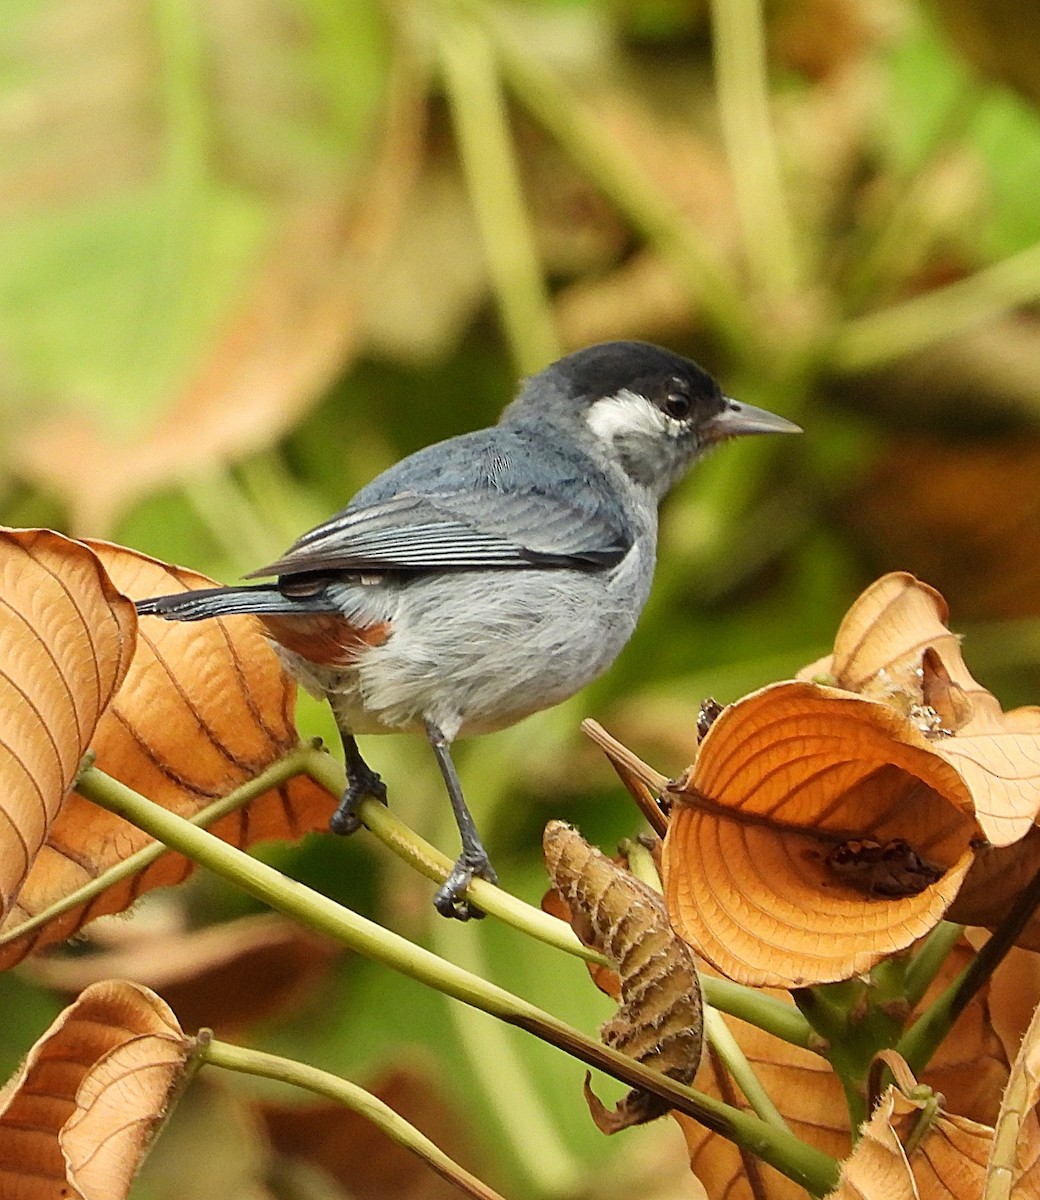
246, 433, 632, 579
247, 490, 629, 577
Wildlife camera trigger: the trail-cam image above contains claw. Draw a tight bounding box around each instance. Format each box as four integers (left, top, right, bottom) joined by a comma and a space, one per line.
433, 849, 499, 921
329, 763, 387, 836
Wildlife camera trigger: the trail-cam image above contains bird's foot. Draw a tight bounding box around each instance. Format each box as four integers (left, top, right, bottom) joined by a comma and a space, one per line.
433, 848, 499, 921
329, 765, 387, 836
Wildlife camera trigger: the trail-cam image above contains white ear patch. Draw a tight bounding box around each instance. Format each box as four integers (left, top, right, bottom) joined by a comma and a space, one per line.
586, 389, 672, 443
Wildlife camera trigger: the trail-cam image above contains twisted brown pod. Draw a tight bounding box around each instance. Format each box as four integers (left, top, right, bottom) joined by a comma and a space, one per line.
543, 820, 703, 1132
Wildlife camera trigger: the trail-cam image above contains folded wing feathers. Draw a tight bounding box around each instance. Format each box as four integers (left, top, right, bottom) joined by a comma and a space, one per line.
246, 492, 628, 578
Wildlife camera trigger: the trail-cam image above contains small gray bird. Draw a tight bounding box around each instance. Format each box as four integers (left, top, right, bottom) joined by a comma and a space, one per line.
136, 341, 799, 918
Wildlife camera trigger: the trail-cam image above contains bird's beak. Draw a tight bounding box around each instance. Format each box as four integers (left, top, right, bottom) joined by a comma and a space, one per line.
705, 397, 802, 441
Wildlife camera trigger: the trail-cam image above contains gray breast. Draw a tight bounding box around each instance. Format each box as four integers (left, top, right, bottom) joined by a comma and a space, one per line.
339, 532, 657, 740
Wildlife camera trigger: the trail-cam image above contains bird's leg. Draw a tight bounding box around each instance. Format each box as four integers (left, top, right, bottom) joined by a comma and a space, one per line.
424, 720, 499, 920
329, 732, 387, 836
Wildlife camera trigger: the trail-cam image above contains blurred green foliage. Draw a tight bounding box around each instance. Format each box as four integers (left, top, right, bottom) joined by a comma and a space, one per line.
3, 0, 1040, 1196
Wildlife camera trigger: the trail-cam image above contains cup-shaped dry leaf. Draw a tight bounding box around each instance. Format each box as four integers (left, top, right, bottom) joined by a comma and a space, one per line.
804, 571, 1040, 846
543, 821, 703, 1133
663, 681, 981, 986
0, 529, 136, 921
0, 979, 192, 1199
0, 543, 336, 968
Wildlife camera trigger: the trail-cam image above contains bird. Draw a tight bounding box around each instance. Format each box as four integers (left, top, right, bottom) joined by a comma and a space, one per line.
136, 341, 800, 919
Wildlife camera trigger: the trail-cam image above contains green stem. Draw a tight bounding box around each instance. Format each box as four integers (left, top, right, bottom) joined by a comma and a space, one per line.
0, 745, 322, 949
710, 0, 800, 297
199, 1036, 504, 1200
704, 1007, 790, 1133
302, 748, 605, 966
49, 746, 813, 1054
899, 864, 1040, 1076
437, 4, 559, 374
78, 768, 839, 1196
433, 920, 583, 1193
903, 921, 965, 1010
705, 977, 816, 1051
832, 238, 1040, 373
792, 986, 849, 1047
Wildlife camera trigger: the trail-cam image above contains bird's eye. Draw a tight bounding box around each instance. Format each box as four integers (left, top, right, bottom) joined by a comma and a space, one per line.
663, 392, 691, 420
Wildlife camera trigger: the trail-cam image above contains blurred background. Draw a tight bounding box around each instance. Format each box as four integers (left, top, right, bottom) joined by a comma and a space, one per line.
2, 0, 1040, 1195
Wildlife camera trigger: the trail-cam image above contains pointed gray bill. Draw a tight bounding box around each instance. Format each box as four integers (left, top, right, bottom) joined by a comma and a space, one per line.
705, 397, 802, 441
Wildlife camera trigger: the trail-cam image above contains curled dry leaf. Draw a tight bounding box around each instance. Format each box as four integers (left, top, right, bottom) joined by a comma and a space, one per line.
0, 979, 192, 1199
0, 543, 336, 968
543, 820, 703, 1133
804, 571, 1040, 846
663, 680, 980, 986
987, 987, 1040, 1198
0, 529, 136, 921
828, 1065, 993, 1200
659, 570, 1040, 987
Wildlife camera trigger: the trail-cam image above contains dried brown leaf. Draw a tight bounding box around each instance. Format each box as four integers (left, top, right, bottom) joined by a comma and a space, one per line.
805, 572, 1040, 845
948, 827, 1040, 950
543, 820, 703, 1133
0, 543, 336, 968
663, 680, 980, 986
28, 913, 338, 1036
0, 979, 191, 1199
258, 1065, 481, 1200
829, 1077, 993, 1200
987, 990, 1040, 1198
0, 529, 136, 920
676, 937, 1007, 1200
677, 982, 850, 1200
987, 945, 1040, 1074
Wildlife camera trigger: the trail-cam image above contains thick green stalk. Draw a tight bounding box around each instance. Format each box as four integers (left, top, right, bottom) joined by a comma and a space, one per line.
78, 767, 840, 1196
704, 1008, 790, 1134
903, 921, 965, 1010
319, 757, 815, 1049
303, 747, 605, 965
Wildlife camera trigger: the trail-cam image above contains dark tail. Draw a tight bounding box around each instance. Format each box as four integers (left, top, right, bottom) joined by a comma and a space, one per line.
136, 584, 332, 622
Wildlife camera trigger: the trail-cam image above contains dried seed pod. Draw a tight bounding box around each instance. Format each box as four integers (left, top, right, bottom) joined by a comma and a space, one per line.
543, 820, 703, 1133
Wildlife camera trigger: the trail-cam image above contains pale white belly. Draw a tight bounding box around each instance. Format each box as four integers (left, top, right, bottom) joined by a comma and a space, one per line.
274, 544, 652, 742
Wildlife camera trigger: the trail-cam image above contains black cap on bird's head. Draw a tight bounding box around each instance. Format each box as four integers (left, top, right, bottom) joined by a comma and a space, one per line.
504, 340, 800, 496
